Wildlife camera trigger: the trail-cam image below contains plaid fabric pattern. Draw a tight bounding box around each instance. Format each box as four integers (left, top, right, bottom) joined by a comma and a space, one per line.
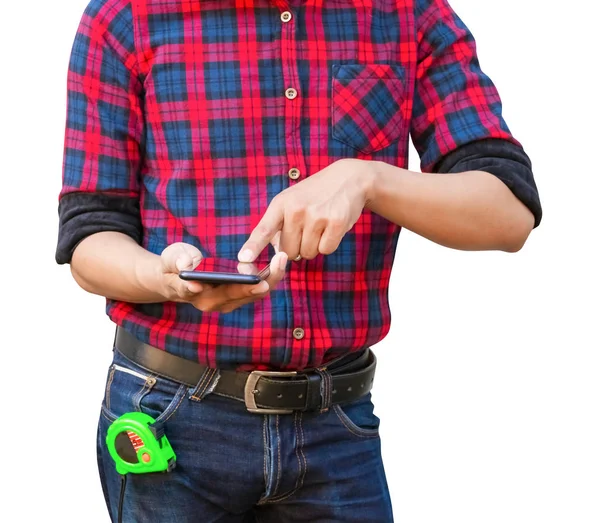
60, 0, 519, 370
331, 64, 410, 153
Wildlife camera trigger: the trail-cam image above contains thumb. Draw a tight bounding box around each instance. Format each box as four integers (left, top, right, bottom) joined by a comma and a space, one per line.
161, 242, 204, 273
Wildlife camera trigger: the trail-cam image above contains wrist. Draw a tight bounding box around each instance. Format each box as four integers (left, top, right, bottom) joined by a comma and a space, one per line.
362, 160, 383, 209
134, 253, 168, 300
363, 160, 415, 215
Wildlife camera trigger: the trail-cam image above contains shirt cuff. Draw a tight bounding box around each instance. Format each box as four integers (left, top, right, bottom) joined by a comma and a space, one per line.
434, 138, 542, 228
55, 192, 142, 264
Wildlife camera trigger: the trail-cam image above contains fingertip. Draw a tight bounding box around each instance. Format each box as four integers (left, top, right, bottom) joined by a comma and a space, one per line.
250, 281, 269, 295
237, 262, 255, 275
238, 248, 255, 263
269, 251, 286, 273
187, 282, 203, 293
278, 252, 289, 271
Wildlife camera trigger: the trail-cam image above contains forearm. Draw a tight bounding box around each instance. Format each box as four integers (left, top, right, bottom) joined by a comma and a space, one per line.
70, 231, 167, 303
365, 161, 535, 252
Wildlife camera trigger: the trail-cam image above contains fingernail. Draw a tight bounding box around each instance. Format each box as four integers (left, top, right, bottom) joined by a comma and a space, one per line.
239, 249, 254, 263
251, 281, 269, 295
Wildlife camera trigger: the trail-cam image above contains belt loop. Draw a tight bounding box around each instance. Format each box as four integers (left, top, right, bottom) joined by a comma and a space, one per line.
190, 368, 220, 402
315, 368, 333, 413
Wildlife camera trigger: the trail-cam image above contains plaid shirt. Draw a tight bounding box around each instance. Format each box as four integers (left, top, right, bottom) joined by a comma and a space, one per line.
57, 0, 540, 370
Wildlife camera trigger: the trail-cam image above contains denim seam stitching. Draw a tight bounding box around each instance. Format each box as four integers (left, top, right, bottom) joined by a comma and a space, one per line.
333, 404, 380, 439
297, 411, 307, 490
198, 368, 218, 397
105, 366, 116, 411
274, 415, 282, 496
262, 415, 268, 490
317, 369, 332, 413
190, 369, 211, 401
132, 377, 154, 412
258, 416, 272, 505
101, 405, 116, 423
292, 411, 302, 491
190, 368, 216, 402
258, 412, 307, 504
155, 384, 188, 425
101, 383, 187, 425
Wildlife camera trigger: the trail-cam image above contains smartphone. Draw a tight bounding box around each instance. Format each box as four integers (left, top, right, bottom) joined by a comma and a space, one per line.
179, 257, 270, 286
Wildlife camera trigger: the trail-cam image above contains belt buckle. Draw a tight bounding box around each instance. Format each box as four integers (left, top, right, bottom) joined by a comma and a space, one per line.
244, 370, 298, 414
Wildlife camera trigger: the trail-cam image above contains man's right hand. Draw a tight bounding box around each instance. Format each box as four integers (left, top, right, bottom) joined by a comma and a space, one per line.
159, 243, 288, 314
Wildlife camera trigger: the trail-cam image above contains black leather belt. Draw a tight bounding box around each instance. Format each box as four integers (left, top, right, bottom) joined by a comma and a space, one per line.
114, 326, 377, 414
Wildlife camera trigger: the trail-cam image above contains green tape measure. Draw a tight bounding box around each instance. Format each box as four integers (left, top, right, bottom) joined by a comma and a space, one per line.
106, 412, 176, 475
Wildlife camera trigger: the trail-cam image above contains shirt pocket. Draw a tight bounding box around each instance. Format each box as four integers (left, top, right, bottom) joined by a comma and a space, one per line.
331, 63, 407, 154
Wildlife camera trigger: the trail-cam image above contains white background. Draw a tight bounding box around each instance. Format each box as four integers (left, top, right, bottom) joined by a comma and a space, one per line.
1, 0, 598, 521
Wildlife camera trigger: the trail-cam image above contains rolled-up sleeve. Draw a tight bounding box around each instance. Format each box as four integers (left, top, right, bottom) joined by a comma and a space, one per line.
56, 0, 144, 264
411, 0, 542, 227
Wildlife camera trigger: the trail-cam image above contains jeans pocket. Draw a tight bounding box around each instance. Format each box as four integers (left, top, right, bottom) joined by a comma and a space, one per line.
332, 392, 380, 439
101, 349, 188, 425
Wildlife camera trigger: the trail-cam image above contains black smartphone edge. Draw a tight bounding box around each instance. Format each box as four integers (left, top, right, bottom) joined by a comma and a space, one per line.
179, 271, 262, 285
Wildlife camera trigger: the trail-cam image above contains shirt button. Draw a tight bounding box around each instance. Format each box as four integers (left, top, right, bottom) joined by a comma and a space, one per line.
288, 167, 300, 180
292, 327, 305, 340
285, 87, 298, 100
280, 11, 292, 23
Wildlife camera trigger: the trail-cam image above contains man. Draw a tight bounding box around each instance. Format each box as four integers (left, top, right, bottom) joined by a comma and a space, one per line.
56, 0, 542, 521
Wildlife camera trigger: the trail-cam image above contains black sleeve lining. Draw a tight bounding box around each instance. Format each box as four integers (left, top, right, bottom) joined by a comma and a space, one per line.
55, 192, 142, 264
433, 138, 542, 228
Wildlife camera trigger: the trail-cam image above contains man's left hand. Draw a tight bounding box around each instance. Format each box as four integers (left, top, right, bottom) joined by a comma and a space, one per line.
238, 159, 374, 262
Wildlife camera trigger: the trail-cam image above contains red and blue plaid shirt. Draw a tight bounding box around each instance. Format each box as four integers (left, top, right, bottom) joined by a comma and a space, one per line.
57, 0, 541, 369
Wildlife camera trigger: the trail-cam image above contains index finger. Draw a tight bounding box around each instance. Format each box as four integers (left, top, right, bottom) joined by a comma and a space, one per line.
238, 201, 284, 263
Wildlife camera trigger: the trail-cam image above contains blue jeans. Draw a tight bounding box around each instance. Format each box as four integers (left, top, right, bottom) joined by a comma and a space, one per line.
97, 349, 394, 522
